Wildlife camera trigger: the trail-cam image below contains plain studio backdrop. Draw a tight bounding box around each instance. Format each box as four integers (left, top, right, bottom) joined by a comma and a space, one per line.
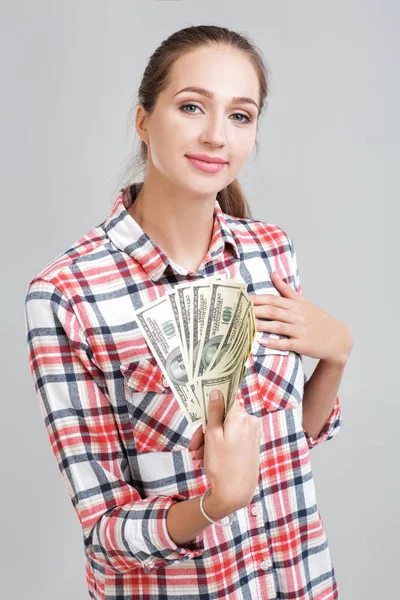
1, 1, 396, 598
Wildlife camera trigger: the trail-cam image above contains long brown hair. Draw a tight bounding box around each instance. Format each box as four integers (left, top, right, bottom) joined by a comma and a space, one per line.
115, 25, 270, 219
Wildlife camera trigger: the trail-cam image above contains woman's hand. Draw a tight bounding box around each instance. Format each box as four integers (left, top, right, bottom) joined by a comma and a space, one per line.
252, 272, 353, 365
201, 389, 261, 515
189, 424, 205, 467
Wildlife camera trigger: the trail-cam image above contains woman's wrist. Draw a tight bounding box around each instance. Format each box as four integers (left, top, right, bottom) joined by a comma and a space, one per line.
202, 488, 236, 521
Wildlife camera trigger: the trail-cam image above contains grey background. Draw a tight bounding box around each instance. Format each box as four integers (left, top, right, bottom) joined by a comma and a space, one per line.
2, 1, 397, 598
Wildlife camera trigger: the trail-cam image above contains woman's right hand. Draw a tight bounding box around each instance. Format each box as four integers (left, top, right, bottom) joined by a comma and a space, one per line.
202, 388, 261, 517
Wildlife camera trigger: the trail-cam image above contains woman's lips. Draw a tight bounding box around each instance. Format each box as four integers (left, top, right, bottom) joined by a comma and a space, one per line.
185, 156, 227, 173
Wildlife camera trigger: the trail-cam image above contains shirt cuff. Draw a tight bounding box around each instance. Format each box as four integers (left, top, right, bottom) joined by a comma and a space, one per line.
303, 395, 342, 450
140, 493, 206, 572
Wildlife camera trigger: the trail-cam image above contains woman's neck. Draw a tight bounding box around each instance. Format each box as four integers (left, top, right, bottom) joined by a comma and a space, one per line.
127, 180, 216, 273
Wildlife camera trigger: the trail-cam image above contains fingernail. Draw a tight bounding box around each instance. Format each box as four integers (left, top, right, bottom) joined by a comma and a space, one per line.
210, 388, 219, 401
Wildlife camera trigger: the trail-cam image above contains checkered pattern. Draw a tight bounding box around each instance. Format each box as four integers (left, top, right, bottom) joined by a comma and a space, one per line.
24, 184, 342, 599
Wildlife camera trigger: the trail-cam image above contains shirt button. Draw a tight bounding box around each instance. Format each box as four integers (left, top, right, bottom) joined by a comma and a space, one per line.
162, 378, 169, 387
260, 558, 272, 570
251, 506, 259, 516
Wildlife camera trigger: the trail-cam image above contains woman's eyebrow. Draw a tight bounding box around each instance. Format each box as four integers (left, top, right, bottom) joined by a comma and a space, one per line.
173, 86, 259, 113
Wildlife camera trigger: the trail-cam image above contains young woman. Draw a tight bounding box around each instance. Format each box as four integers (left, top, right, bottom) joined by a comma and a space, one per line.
24, 25, 353, 600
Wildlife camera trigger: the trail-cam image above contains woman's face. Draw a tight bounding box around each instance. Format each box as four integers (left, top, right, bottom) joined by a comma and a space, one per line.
137, 45, 260, 199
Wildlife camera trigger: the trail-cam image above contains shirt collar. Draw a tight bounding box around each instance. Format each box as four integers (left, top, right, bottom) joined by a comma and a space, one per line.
102, 183, 240, 282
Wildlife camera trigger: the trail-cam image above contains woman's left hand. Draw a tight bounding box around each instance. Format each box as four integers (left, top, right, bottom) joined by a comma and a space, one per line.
252, 272, 353, 364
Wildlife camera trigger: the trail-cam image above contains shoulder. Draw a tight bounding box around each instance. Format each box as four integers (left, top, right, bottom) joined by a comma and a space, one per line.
25, 224, 108, 297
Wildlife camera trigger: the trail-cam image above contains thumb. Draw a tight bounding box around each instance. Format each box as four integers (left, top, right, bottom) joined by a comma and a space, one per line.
206, 388, 225, 431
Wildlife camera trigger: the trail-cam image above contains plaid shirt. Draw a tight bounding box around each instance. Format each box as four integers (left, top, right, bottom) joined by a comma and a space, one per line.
24, 184, 342, 599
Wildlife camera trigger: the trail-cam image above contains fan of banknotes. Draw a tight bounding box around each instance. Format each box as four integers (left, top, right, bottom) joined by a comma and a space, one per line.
134, 275, 257, 433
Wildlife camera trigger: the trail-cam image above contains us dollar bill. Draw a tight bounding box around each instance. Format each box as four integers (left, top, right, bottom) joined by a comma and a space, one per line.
134, 276, 256, 430
134, 294, 202, 425
193, 280, 247, 379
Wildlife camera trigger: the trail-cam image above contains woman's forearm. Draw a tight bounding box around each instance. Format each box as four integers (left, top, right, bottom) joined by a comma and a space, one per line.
302, 356, 347, 440
166, 490, 233, 546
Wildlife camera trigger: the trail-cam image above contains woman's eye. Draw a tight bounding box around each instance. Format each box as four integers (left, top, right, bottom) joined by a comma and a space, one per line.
179, 103, 252, 124
180, 103, 200, 115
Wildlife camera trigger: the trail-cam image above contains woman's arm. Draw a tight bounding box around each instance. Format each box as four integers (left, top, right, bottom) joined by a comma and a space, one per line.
283, 231, 352, 448
302, 352, 351, 441
24, 277, 209, 574
167, 490, 234, 546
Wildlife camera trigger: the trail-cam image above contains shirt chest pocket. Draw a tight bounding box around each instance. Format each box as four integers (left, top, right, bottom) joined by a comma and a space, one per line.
248, 344, 305, 414
120, 358, 196, 454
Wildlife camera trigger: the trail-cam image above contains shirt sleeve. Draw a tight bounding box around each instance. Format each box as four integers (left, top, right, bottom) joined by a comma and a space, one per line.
24, 277, 206, 574
283, 232, 343, 450
302, 395, 342, 450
